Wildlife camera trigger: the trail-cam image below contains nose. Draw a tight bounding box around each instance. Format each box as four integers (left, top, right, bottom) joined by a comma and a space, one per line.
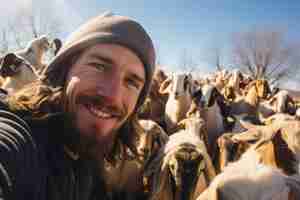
98, 78, 123, 106
199, 99, 206, 107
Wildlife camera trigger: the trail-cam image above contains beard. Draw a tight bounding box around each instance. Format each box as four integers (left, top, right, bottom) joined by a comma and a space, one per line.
63, 92, 128, 160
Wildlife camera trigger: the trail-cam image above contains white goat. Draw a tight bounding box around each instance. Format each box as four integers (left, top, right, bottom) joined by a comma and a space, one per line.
159, 73, 195, 134
258, 89, 296, 119
227, 69, 243, 95
187, 84, 227, 158
197, 145, 300, 200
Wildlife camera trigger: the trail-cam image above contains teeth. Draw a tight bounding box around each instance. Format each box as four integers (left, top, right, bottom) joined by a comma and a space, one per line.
89, 106, 112, 118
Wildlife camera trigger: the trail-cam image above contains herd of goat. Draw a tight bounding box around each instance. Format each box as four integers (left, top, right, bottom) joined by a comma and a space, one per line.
1, 36, 300, 200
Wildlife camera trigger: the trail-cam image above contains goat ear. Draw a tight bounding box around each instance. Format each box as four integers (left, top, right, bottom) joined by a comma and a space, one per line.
52, 38, 62, 55
159, 77, 172, 94
287, 95, 295, 106
157, 161, 174, 199
203, 152, 217, 182
272, 129, 297, 175
268, 95, 277, 105
0, 53, 19, 77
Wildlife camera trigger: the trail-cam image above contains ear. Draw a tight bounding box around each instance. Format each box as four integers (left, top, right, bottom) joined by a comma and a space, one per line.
192, 87, 202, 100
186, 101, 198, 118
155, 159, 174, 199
53, 38, 62, 55
186, 74, 196, 94
207, 87, 219, 107
268, 95, 277, 106
159, 76, 172, 94
0, 53, 20, 77
265, 81, 271, 96
286, 95, 295, 106
212, 87, 222, 99
203, 151, 217, 182
272, 129, 297, 175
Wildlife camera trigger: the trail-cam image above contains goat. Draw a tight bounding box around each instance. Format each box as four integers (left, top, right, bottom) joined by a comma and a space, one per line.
186, 84, 229, 160
258, 89, 296, 119
0, 53, 39, 94
197, 147, 300, 200
227, 69, 244, 95
138, 69, 168, 127
101, 118, 168, 200
144, 117, 216, 200
15, 35, 51, 73
229, 79, 271, 115
218, 119, 300, 173
159, 73, 195, 134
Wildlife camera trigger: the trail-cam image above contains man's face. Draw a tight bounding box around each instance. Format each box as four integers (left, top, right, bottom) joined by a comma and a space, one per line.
64, 43, 145, 152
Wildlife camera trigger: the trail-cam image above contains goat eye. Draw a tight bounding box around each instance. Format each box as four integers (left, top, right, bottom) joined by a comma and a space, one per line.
170, 164, 176, 171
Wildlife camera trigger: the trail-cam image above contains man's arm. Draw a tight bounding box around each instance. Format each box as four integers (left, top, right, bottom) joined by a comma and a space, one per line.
0, 110, 40, 199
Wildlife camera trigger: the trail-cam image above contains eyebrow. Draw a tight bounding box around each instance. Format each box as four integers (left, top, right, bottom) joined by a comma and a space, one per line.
88, 53, 145, 84
87, 53, 115, 65
130, 72, 146, 86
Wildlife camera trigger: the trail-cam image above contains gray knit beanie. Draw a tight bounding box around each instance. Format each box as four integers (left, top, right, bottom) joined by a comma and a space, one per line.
43, 12, 156, 110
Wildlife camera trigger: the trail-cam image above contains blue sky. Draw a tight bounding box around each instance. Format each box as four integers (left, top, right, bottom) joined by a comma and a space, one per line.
2, 0, 300, 87
61, 0, 300, 73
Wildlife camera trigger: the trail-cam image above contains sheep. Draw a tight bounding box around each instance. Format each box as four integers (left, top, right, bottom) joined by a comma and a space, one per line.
197, 148, 300, 200
159, 73, 195, 134
100, 118, 168, 200
0, 52, 39, 94
15, 35, 51, 73
143, 116, 216, 200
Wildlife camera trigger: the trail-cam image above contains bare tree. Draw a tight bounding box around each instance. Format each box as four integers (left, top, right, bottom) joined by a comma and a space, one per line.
232, 27, 300, 85
209, 46, 224, 71
0, 29, 9, 54
1, 2, 63, 52
178, 48, 198, 73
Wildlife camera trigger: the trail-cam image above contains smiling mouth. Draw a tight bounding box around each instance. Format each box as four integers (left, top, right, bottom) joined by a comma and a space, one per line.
85, 103, 120, 119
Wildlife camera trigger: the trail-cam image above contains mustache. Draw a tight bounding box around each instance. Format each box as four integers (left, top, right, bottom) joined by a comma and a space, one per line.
76, 95, 125, 117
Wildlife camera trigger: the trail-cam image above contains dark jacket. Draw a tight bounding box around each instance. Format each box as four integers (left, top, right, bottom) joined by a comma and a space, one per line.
0, 102, 106, 200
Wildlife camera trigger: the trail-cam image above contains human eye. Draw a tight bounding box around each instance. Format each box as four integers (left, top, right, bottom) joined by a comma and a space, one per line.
126, 77, 142, 91
88, 62, 107, 72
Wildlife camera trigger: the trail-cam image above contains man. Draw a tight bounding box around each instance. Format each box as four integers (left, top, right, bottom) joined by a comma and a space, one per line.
0, 12, 155, 199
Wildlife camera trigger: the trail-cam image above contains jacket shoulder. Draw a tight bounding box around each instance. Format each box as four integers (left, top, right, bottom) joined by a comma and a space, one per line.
0, 109, 43, 199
